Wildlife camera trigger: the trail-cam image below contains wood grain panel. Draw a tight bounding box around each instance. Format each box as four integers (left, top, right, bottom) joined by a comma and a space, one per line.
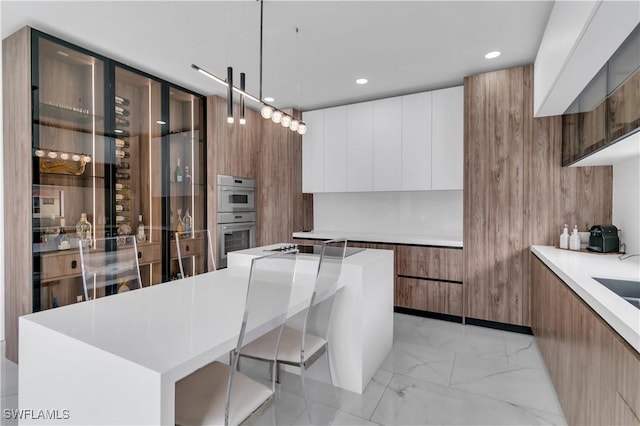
3, 27, 32, 362
395, 278, 462, 316
608, 71, 640, 143
464, 66, 526, 326
531, 255, 640, 426
395, 246, 462, 282
465, 64, 613, 328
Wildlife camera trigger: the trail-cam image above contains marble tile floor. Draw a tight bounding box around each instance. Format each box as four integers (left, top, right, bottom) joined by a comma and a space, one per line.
0, 314, 567, 425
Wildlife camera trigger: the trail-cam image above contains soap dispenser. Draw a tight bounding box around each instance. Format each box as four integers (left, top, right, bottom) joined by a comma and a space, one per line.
569, 225, 581, 251
560, 224, 569, 249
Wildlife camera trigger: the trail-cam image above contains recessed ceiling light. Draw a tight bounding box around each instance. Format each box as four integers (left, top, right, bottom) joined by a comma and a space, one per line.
356, 78, 368, 85
264, 97, 274, 102
484, 51, 501, 59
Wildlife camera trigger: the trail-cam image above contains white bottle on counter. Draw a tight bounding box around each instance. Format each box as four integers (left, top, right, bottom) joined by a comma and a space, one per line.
569, 225, 581, 251
560, 224, 569, 249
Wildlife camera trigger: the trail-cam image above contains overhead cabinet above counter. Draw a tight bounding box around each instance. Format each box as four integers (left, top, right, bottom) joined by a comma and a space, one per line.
302, 86, 463, 193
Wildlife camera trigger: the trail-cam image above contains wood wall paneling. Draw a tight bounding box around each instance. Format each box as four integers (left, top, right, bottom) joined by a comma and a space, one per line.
3, 27, 32, 363
206, 97, 312, 253
531, 255, 640, 426
465, 64, 613, 328
464, 67, 526, 326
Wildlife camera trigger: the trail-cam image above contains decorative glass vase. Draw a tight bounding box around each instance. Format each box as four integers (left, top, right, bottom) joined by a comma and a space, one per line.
76, 212, 92, 247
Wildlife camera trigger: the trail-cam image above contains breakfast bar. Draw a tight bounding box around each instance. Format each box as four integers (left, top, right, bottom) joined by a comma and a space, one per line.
18, 244, 393, 425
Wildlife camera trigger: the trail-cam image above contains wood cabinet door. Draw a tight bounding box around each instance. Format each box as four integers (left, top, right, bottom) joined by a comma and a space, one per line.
432, 86, 464, 190
401, 92, 432, 191
373, 97, 402, 191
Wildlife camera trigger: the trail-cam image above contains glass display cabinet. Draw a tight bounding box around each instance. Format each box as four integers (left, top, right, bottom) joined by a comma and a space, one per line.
25, 29, 206, 311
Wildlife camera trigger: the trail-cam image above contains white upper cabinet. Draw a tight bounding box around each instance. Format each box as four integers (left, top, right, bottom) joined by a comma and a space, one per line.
431, 86, 463, 190
302, 85, 463, 193
347, 102, 374, 191
373, 97, 402, 191
401, 92, 432, 191
302, 109, 324, 193
322, 106, 348, 192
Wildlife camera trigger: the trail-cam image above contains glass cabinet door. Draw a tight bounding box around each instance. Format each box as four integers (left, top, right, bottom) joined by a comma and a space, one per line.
32, 34, 107, 310
114, 66, 163, 286
167, 87, 206, 279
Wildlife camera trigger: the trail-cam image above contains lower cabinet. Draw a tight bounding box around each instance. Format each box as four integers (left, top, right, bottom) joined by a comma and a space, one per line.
292, 237, 464, 318
395, 278, 462, 316
395, 245, 463, 317
531, 255, 640, 426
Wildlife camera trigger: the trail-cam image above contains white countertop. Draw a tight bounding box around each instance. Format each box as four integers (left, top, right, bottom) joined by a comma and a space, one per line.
531, 245, 640, 353
292, 230, 463, 248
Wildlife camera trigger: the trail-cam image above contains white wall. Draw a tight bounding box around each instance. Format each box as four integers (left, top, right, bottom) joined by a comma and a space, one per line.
613, 157, 640, 255
313, 190, 463, 239
1, 7, 5, 341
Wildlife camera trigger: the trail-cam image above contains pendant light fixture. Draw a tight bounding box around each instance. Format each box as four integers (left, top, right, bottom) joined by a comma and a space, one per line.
227, 67, 234, 124
191, 0, 307, 134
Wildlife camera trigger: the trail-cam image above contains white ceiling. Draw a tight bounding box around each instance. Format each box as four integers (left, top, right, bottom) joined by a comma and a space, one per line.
1, 1, 554, 112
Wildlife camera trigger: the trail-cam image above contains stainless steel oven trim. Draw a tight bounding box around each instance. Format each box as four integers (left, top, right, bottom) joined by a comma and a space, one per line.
216, 221, 257, 268
217, 185, 256, 213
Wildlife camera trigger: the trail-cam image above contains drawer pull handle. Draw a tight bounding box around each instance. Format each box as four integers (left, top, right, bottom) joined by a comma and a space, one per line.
138, 251, 142, 259
71, 260, 77, 269
186, 245, 190, 252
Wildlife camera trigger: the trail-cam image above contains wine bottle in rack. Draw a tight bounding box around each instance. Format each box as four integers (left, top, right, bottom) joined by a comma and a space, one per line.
115, 193, 129, 201
115, 138, 130, 148
115, 95, 130, 106
115, 172, 131, 180
115, 150, 131, 159
117, 162, 130, 169
115, 215, 129, 223
115, 105, 130, 116
174, 158, 183, 183
116, 117, 130, 127
115, 183, 130, 191
115, 204, 130, 212
185, 166, 192, 184
114, 129, 130, 137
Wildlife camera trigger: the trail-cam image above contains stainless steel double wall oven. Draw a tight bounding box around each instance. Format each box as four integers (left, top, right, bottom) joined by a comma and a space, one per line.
216, 175, 257, 268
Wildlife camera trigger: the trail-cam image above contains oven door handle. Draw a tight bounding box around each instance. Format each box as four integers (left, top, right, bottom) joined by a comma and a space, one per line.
220, 188, 254, 193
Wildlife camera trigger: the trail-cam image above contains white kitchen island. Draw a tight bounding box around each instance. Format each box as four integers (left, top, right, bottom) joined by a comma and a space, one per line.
18, 243, 393, 425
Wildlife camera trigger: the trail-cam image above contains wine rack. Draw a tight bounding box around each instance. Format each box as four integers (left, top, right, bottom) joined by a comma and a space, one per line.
115, 94, 132, 228
2, 26, 206, 363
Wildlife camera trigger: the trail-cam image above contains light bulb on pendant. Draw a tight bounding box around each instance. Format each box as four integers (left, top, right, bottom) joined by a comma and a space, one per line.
281, 115, 292, 128
72, 154, 81, 161
82, 155, 92, 163
60, 152, 70, 160
272, 110, 283, 124
297, 123, 307, 135
261, 105, 274, 119
290, 120, 299, 131
47, 151, 58, 159
34, 149, 45, 158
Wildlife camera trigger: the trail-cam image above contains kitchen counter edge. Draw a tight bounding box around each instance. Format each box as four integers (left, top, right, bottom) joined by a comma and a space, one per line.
292, 231, 463, 248
531, 245, 640, 353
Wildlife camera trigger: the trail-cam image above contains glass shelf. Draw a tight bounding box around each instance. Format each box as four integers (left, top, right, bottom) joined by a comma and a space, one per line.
39, 103, 103, 123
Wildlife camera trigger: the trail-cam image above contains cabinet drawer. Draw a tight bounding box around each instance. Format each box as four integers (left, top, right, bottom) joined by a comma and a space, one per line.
170, 237, 206, 259
396, 246, 462, 281
41, 251, 82, 282
137, 242, 162, 265
395, 277, 462, 316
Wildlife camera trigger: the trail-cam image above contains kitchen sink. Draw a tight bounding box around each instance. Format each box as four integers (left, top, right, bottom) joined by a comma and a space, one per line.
592, 277, 640, 309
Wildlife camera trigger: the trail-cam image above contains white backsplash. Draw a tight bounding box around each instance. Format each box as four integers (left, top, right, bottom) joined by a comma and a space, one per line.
613, 157, 640, 255
313, 190, 463, 238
